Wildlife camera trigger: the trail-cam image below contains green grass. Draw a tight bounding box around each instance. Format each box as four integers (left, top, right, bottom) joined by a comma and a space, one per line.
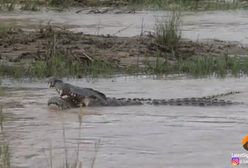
48, 0, 72, 8
0, 0, 246, 11
27, 54, 118, 78
176, 55, 241, 77
0, 143, 10, 168
20, 0, 40, 11
0, 88, 4, 97
155, 10, 181, 56
1, 55, 248, 78
26, 28, 119, 78
0, 22, 17, 34
0, 0, 16, 11
127, 0, 246, 11
0, 25, 10, 33
142, 55, 248, 77
0, 106, 10, 168
0, 95, 9, 168
0, 107, 3, 131
0, 65, 25, 78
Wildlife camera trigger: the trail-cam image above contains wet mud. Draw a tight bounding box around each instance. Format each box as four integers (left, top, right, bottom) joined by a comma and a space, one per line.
0, 29, 247, 69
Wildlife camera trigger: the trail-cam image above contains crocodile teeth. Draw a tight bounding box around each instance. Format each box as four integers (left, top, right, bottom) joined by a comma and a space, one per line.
62, 95, 67, 98
59, 90, 63, 96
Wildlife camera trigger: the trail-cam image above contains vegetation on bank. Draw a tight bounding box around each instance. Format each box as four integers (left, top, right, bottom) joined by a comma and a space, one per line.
0, 9, 248, 78
148, 9, 248, 77
0, 51, 117, 78
155, 10, 181, 59
0, 105, 11, 168
0, 0, 248, 11
1, 54, 248, 78
144, 55, 248, 77
128, 0, 248, 10
0, 23, 118, 78
0, 143, 10, 168
0, 107, 3, 131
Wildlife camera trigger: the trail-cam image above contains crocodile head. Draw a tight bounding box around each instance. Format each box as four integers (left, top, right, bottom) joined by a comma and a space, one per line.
48, 78, 79, 103
48, 77, 63, 88
48, 77, 66, 96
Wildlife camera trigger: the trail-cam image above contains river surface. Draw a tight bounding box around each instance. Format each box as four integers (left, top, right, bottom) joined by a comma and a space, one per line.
0, 76, 248, 168
1, 9, 248, 44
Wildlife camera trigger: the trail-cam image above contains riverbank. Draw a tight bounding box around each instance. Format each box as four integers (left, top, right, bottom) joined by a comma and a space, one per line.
0, 0, 248, 11
0, 26, 248, 78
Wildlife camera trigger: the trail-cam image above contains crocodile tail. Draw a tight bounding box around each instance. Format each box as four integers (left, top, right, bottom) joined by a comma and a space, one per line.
206, 91, 241, 99
149, 98, 242, 106
112, 97, 242, 106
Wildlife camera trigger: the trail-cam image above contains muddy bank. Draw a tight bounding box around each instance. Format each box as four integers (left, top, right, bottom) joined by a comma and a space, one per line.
1, 0, 247, 11
0, 28, 248, 75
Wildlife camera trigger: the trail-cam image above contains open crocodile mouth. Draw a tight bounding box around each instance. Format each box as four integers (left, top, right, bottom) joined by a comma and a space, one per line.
49, 85, 75, 98
65, 90, 78, 98
56, 88, 97, 106
57, 88, 84, 104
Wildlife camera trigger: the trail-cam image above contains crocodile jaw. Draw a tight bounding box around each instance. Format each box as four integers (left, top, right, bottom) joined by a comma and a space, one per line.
59, 90, 63, 97
56, 89, 63, 97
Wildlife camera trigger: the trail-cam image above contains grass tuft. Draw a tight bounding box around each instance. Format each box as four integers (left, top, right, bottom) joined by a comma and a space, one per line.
0, 107, 3, 131
155, 10, 181, 56
0, 0, 246, 11
0, 0, 17, 11
127, 0, 245, 10
0, 143, 10, 168
142, 54, 248, 77
20, 0, 40, 11
48, 0, 72, 8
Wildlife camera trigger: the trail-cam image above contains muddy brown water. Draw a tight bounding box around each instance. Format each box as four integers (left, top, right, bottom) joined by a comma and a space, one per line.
0, 76, 248, 168
1, 9, 248, 44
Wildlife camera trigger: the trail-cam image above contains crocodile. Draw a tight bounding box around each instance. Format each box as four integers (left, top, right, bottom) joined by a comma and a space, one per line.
47, 78, 243, 110
48, 77, 107, 106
